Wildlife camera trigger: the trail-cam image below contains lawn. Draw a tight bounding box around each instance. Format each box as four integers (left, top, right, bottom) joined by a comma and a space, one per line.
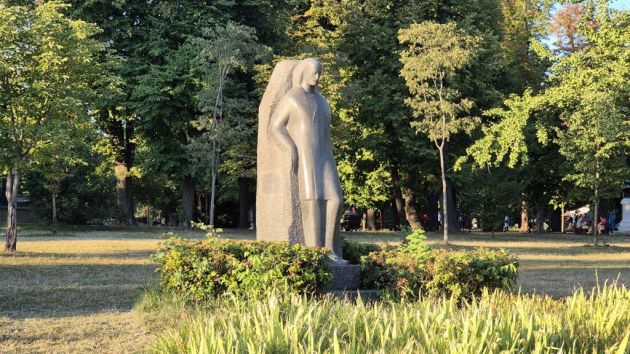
0, 227, 629, 353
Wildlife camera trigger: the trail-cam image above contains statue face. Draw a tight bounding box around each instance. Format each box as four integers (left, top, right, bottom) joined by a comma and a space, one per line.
302, 61, 323, 87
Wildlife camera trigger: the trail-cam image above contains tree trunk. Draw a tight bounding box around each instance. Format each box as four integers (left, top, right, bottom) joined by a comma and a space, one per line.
438, 145, 448, 244
182, 176, 195, 229
237, 177, 250, 229
52, 191, 58, 235
5, 168, 20, 252
427, 193, 439, 231
593, 188, 599, 246
390, 163, 409, 228
445, 179, 459, 232
519, 199, 529, 233
115, 162, 134, 225
403, 188, 422, 230
366, 208, 376, 230
442, 143, 459, 232
535, 201, 545, 234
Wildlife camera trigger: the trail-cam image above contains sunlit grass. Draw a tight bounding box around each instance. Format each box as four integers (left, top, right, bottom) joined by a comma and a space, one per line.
139, 284, 630, 354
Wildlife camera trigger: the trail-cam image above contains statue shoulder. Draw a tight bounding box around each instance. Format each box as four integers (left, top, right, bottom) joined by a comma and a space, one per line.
278, 91, 299, 107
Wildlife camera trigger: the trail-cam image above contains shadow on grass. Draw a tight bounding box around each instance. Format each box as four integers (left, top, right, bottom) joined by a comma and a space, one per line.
0, 250, 155, 259
0, 263, 158, 320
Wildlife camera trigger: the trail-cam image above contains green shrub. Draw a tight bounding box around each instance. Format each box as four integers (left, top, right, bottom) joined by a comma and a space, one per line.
361, 247, 518, 299
341, 238, 382, 264
360, 250, 432, 297
152, 237, 332, 300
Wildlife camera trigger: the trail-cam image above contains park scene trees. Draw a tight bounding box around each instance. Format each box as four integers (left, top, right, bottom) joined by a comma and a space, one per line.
1, 0, 629, 352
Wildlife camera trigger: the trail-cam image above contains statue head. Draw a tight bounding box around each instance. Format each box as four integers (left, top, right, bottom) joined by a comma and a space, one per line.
292, 58, 323, 91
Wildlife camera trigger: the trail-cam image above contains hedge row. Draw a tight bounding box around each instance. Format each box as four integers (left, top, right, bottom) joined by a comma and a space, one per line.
152, 237, 331, 300
153, 233, 518, 300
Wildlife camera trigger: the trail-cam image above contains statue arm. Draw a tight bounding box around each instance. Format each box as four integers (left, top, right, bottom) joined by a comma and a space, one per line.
269, 97, 298, 173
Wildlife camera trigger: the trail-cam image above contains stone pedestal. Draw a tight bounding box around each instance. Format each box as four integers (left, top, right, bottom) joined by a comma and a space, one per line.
618, 198, 630, 234
330, 264, 360, 290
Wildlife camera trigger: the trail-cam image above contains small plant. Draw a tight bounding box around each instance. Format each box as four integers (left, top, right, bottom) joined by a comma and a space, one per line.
189, 221, 222, 238
400, 228, 430, 256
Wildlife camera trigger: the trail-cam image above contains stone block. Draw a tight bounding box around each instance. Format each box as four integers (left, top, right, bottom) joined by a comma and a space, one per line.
330, 264, 360, 290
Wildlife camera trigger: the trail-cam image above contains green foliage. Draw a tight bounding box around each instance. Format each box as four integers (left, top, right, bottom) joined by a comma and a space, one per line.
142, 284, 630, 353
456, 166, 523, 231
361, 247, 518, 299
399, 22, 481, 143
400, 228, 430, 255
463, 2, 629, 211
340, 238, 381, 265
152, 237, 332, 300
0, 1, 105, 169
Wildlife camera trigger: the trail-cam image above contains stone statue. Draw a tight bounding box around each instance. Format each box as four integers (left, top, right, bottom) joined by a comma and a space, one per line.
256, 58, 344, 262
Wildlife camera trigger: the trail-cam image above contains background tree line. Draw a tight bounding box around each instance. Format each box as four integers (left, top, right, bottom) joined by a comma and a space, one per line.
1, 0, 628, 250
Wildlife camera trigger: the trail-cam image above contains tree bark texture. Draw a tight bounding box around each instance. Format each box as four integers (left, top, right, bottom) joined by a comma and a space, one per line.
445, 179, 459, 232
52, 191, 58, 235
182, 176, 195, 229
390, 163, 409, 228
238, 177, 251, 229
403, 188, 422, 230
535, 201, 546, 234
442, 143, 459, 232
519, 199, 529, 233
438, 146, 449, 244
5, 168, 20, 252
115, 162, 134, 225
366, 208, 376, 230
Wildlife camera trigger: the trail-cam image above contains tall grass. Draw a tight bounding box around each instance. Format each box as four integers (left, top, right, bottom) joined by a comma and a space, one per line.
139, 284, 630, 354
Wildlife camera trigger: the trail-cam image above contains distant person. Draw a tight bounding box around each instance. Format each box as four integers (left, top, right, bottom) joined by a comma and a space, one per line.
576, 214, 585, 234
471, 217, 478, 230
580, 217, 589, 234
597, 216, 609, 235
608, 210, 617, 232
503, 215, 510, 232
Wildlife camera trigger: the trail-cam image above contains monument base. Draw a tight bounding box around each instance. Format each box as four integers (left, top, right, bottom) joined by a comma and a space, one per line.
330, 264, 360, 290
617, 198, 630, 234
617, 221, 630, 234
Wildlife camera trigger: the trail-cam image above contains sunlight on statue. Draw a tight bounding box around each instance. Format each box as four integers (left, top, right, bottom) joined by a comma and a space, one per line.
256, 58, 345, 263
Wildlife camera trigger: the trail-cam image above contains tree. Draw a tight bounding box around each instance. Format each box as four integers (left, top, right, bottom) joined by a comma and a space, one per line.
30, 122, 92, 234
399, 22, 480, 244
461, 1, 629, 245
549, 3, 588, 55
551, 2, 629, 245
68, 0, 154, 225
498, 0, 553, 94
190, 22, 268, 227
0, 1, 105, 251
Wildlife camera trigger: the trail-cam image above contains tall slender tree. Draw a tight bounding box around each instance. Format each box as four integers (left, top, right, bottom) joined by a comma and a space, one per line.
399, 22, 480, 243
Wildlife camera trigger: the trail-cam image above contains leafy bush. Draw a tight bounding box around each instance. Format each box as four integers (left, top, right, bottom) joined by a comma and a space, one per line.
341, 238, 382, 264
152, 237, 332, 300
361, 247, 518, 299
141, 284, 630, 353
